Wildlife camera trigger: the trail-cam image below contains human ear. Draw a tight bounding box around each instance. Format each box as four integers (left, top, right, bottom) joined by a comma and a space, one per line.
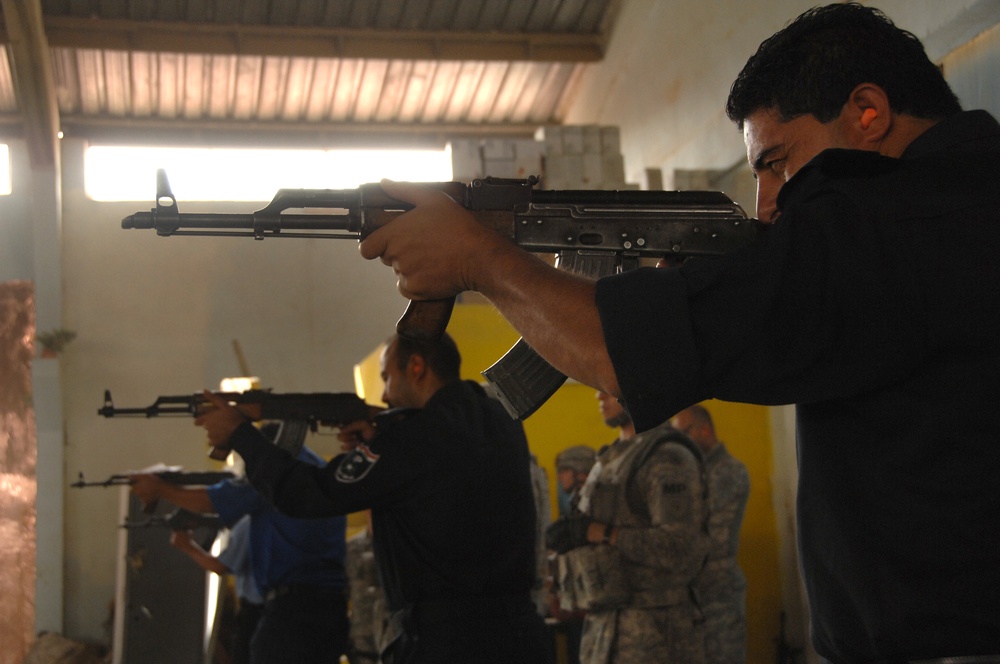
407, 354, 426, 380
844, 83, 891, 146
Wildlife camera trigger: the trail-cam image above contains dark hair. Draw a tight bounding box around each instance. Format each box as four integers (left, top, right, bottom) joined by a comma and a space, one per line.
726, 3, 961, 129
389, 332, 462, 383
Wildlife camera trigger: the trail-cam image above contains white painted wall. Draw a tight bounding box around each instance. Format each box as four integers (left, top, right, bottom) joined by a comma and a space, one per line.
55, 138, 408, 640
563, 0, 997, 189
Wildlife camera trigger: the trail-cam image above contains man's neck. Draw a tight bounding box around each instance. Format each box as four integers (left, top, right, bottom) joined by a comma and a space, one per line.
414, 377, 454, 408
619, 422, 635, 441
879, 114, 940, 158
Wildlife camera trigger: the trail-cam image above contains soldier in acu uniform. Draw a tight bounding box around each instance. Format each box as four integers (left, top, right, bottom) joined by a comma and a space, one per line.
344, 515, 387, 664
547, 415, 710, 664
673, 405, 750, 664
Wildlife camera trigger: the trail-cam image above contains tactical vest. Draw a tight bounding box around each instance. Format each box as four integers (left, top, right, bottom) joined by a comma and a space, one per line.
557, 424, 709, 611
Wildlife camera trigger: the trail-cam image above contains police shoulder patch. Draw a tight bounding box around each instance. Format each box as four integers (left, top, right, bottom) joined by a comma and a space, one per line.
335, 444, 380, 483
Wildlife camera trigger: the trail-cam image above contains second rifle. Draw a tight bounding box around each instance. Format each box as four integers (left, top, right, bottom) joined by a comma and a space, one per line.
122, 171, 759, 418
99, 389, 377, 460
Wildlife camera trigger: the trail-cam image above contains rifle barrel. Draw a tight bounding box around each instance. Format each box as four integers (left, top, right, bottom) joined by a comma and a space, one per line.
97, 405, 197, 417
121, 211, 361, 239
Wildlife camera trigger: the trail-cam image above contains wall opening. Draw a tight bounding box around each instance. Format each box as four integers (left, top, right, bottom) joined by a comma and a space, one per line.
84, 145, 453, 202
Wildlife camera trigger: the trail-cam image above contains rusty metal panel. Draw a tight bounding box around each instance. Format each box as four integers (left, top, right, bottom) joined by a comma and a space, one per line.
0, 280, 36, 664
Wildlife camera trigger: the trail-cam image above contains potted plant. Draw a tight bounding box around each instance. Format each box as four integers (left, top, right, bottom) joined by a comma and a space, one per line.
36, 328, 77, 358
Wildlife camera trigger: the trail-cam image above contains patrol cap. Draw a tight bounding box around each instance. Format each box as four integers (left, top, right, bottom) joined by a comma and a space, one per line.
556, 445, 596, 474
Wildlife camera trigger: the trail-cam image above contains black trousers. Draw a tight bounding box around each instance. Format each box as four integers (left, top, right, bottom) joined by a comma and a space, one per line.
250, 586, 349, 664
233, 601, 264, 664
383, 594, 553, 664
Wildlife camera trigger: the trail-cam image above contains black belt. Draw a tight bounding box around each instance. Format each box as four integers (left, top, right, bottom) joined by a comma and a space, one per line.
910, 658, 1000, 664
264, 584, 345, 603
410, 592, 534, 627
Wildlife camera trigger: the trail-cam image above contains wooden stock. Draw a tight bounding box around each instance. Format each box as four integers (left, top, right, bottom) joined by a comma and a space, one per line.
208, 446, 230, 461
395, 298, 456, 342
372, 181, 467, 342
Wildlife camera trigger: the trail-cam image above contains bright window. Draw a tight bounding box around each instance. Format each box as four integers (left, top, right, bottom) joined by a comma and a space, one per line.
84, 145, 453, 202
0, 144, 10, 195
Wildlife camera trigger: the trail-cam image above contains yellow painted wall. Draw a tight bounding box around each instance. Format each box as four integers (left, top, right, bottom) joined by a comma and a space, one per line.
354, 302, 784, 664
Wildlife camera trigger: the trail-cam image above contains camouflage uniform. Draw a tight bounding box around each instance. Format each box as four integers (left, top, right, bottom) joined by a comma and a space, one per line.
697, 443, 750, 664
529, 454, 553, 615
346, 529, 388, 664
563, 422, 710, 664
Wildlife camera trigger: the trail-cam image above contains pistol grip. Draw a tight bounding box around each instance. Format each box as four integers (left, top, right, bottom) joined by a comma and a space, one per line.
396, 298, 455, 342
208, 446, 230, 461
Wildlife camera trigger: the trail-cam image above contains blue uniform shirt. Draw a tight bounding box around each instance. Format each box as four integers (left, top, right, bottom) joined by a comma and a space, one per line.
207, 446, 347, 595
216, 515, 264, 604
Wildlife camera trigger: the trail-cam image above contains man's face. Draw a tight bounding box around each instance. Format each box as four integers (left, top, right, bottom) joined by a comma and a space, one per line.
557, 468, 578, 492
744, 107, 850, 223
379, 341, 419, 409
596, 391, 629, 428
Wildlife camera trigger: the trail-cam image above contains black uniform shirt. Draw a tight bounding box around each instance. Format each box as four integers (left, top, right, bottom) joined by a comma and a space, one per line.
595, 111, 1000, 662
232, 380, 538, 613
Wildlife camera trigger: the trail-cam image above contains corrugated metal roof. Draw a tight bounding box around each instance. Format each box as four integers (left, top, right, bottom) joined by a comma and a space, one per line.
1, 0, 622, 157
49, 48, 581, 125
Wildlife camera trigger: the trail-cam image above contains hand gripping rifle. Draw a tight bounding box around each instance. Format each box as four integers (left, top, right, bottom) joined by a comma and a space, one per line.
122, 170, 758, 419
123, 507, 225, 532
71, 468, 236, 514
74, 478, 226, 537
98, 388, 376, 460
71, 469, 236, 488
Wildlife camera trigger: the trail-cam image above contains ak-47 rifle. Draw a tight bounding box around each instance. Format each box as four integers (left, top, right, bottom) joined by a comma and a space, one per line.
71, 468, 236, 514
71, 469, 235, 488
122, 170, 759, 419
123, 507, 224, 532
98, 388, 376, 460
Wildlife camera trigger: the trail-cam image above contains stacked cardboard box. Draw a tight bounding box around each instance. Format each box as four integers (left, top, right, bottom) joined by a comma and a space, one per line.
448, 124, 635, 190
534, 125, 630, 190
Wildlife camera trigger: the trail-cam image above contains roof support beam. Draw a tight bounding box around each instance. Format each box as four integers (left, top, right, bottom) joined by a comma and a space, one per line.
37, 16, 606, 62
0, 0, 59, 167
58, 115, 540, 148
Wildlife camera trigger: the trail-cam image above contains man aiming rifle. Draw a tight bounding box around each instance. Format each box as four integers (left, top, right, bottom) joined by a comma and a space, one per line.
355, 5, 1000, 662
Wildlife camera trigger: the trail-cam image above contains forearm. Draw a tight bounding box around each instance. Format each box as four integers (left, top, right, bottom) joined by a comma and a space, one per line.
577, 517, 699, 567
229, 422, 292, 506
131, 474, 216, 512
176, 541, 230, 575
158, 484, 216, 514
473, 242, 620, 396
359, 181, 620, 394
230, 422, 351, 517
585, 520, 619, 546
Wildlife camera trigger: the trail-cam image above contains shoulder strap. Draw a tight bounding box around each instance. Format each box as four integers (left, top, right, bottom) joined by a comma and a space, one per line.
625, 425, 708, 527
